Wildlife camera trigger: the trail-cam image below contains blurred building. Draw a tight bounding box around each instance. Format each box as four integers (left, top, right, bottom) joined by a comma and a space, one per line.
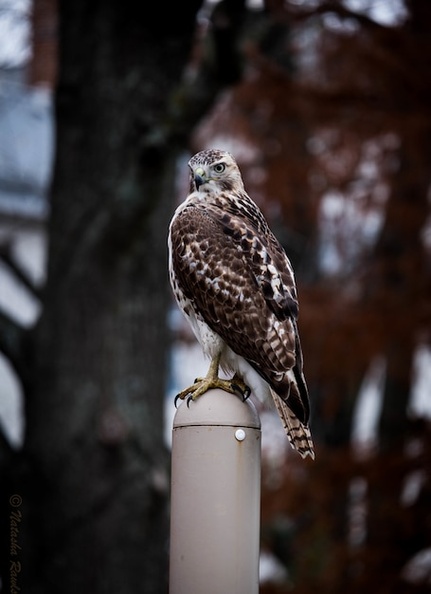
0, 0, 56, 446
0, 64, 53, 446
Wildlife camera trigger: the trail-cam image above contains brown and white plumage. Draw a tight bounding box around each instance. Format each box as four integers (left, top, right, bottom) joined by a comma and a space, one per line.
168, 149, 314, 460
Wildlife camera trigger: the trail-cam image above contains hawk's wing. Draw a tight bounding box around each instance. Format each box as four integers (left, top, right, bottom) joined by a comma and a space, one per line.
170, 199, 310, 425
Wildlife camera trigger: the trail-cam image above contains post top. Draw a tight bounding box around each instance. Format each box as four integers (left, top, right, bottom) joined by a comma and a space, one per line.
173, 389, 261, 430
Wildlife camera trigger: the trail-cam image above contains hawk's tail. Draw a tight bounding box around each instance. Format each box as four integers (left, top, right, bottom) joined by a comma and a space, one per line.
270, 388, 315, 460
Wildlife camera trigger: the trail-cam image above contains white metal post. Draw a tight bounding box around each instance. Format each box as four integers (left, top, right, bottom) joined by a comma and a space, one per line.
169, 389, 261, 594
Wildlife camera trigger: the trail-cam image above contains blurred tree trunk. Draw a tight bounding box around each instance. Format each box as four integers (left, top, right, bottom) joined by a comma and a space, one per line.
364, 121, 431, 591
361, 3, 431, 585
14, 1, 201, 593
376, 125, 431, 449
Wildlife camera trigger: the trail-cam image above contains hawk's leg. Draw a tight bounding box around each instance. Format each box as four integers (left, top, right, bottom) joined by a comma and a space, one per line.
174, 352, 250, 407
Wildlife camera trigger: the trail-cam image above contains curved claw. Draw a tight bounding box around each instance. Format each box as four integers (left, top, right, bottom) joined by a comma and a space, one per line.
231, 382, 251, 401
242, 386, 251, 401
186, 394, 194, 408
174, 393, 185, 408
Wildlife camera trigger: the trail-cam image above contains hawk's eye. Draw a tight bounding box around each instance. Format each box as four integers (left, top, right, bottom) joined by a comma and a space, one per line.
213, 163, 226, 174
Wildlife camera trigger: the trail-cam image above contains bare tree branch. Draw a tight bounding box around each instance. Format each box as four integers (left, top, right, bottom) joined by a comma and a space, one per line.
0, 242, 42, 301
149, 0, 247, 149
285, 0, 393, 32
0, 309, 29, 387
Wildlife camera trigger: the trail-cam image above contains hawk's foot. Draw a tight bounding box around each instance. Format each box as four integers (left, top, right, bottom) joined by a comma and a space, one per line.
174, 374, 251, 408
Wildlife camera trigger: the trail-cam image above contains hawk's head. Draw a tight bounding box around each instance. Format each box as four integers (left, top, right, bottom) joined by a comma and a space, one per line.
188, 149, 245, 194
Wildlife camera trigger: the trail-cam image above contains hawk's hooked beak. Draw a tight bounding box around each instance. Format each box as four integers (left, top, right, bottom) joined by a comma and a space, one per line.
194, 167, 207, 190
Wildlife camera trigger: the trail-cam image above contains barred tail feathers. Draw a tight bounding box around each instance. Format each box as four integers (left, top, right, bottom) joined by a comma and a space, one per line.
270, 388, 315, 460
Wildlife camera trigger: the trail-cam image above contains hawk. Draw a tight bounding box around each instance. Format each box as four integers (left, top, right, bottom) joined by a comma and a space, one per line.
168, 149, 314, 460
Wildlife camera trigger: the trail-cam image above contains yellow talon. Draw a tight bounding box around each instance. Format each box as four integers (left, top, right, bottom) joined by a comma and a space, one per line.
174, 354, 251, 407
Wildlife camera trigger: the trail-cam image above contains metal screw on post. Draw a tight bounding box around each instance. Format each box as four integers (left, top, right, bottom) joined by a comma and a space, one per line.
169, 389, 261, 594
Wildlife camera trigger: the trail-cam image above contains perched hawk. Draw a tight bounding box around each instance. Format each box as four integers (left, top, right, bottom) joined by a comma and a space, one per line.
168, 149, 314, 460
